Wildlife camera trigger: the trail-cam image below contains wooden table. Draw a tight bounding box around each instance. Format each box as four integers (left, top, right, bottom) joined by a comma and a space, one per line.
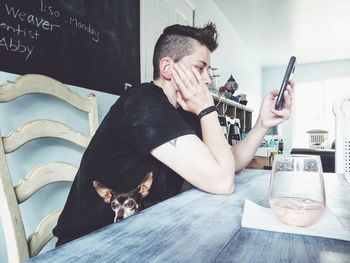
27, 170, 350, 263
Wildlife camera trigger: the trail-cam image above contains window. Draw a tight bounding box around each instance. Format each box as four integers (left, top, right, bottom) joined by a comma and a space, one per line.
293, 77, 350, 148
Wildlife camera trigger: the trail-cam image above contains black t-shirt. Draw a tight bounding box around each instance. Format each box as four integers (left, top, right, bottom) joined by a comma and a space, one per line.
53, 82, 198, 245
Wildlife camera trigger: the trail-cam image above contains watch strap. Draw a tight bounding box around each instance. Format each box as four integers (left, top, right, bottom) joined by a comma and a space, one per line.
198, 106, 218, 119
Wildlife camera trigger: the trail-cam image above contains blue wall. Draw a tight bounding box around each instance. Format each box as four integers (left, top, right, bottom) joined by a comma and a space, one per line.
0, 71, 118, 262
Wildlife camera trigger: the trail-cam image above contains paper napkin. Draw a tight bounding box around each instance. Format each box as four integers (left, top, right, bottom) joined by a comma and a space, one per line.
241, 199, 350, 241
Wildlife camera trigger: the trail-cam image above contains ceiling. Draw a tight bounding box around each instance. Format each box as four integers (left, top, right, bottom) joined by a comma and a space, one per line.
213, 0, 350, 67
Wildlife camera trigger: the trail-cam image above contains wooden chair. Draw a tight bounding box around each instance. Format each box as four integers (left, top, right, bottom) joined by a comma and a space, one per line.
333, 93, 350, 183
0, 74, 99, 262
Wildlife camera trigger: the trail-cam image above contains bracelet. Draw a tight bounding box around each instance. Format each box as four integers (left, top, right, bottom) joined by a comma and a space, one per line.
198, 106, 218, 119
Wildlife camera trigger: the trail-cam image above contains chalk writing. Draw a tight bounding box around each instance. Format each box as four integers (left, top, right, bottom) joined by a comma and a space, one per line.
0, 0, 100, 61
68, 17, 99, 42
0, 37, 33, 60
40, 0, 60, 18
5, 3, 61, 31
0, 22, 40, 39
0, 0, 140, 95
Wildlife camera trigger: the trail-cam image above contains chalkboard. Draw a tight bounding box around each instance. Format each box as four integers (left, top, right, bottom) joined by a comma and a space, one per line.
0, 0, 140, 95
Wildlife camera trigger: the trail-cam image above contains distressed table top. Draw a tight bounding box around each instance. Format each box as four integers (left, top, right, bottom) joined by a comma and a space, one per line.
27, 169, 350, 263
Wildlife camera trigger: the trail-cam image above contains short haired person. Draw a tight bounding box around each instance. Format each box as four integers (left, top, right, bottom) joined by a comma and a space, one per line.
53, 23, 294, 245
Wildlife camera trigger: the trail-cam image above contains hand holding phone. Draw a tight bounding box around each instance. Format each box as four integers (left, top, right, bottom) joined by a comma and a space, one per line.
275, 56, 296, 110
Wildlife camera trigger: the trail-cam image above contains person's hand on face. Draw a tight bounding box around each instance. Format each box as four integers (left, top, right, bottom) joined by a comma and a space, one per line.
171, 63, 214, 115
259, 80, 295, 129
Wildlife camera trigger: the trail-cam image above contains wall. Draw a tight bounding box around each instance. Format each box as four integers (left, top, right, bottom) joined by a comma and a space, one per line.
192, 0, 262, 121
263, 59, 350, 153
0, 70, 118, 262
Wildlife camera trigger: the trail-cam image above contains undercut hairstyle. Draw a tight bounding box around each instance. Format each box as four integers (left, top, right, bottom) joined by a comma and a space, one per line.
152, 22, 218, 79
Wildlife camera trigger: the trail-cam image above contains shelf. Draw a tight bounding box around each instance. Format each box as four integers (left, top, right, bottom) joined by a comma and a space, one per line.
211, 92, 253, 112
211, 91, 253, 131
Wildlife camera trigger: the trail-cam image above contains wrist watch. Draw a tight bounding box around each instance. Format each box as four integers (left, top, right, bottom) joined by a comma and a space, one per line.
198, 106, 218, 119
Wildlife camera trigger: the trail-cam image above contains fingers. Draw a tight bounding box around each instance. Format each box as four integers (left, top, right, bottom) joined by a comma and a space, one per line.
176, 91, 186, 109
172, 63, 205, 100
281, 83, 294, 110
191, 66, 205, 86
174, 63, 198, 89
289, 80, 295, 91
270, 82, 294, 111
271, 101, 291, 118
269, 84, 293, 118
171, 66, 190, 100
286, 83, 294, 100
270, 91, 292, 119
262, 83, 295, 128
283, 89, 292, 108
270, 89, 279, 98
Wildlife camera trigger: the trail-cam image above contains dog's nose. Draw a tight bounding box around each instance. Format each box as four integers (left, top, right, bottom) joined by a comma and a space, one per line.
117, 209, 124, 220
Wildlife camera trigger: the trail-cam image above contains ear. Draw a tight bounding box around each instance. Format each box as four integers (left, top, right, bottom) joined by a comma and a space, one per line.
158, 57, 173, 80
138, 172, 153, 198
93, 181, 113, 203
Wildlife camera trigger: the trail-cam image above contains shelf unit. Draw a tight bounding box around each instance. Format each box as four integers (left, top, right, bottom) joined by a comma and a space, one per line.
211, 92, 253, 131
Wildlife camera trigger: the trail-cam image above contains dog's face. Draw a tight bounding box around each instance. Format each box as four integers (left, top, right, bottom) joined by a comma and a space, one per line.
93, 172, 153, 223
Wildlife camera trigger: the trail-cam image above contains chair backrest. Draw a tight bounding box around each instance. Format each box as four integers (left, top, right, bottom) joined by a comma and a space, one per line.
0, 74, 99, 262
333, 93, 350, 182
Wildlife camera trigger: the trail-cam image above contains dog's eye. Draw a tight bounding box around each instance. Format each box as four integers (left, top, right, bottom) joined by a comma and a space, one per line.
125, 200, 135, 208
111, 201, 120, 210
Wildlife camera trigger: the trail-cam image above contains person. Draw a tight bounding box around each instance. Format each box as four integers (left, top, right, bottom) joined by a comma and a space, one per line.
53, 22, 294, 246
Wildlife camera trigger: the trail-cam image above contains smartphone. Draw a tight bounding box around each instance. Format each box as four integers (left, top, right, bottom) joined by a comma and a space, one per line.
275, 56, 296, 110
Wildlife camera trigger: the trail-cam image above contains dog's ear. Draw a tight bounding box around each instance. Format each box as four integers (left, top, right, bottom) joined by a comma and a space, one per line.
138, 172, 153, 198
93, 181, 113, 203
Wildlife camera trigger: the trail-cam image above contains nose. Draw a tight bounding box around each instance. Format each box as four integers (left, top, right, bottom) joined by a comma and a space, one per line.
203, 71, 212, 86
117, 209, 124, 220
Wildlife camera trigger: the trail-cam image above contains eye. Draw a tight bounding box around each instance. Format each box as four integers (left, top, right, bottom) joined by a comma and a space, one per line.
125, 200, 136, 208
195, 66, 204, 73
111, 201, 120, 210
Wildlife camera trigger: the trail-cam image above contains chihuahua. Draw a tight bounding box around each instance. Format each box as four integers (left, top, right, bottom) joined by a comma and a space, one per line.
93, 172, 153, 223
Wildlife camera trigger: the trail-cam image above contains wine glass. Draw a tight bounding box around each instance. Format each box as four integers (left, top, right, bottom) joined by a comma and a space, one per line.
269, 155, 326, 227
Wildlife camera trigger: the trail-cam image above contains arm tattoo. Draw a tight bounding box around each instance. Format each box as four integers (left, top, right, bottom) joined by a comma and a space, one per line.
168, 138, 177, 147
